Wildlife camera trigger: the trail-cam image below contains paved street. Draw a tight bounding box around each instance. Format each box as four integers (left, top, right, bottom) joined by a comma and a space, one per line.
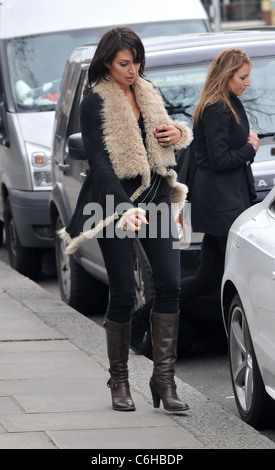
0, 260, 274, 451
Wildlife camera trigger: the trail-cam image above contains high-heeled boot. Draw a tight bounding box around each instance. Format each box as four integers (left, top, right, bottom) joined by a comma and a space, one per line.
104, 317, 135, 411
150, 311, 189, 412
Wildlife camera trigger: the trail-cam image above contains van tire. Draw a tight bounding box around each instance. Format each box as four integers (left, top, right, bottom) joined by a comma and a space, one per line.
4, 197, 42, 280
55, 215, 108, 316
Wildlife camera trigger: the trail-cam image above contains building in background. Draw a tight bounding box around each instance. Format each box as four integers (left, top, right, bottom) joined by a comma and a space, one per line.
261, 0, 275, 24
202, 0, 274, 27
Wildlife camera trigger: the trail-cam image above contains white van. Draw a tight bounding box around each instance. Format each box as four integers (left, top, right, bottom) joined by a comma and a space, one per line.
0, 0, 210, 280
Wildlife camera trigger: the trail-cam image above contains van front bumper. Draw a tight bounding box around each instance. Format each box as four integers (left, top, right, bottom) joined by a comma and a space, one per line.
8, 189, 54, 248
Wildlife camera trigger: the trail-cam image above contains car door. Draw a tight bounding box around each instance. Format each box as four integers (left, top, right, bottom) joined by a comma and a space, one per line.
250, 193, 275, 389
63, 68, 107, 281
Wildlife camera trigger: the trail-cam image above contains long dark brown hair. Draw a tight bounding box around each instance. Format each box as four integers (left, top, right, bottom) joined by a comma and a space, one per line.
83, 27, 146, 96
193, 48, 251, 125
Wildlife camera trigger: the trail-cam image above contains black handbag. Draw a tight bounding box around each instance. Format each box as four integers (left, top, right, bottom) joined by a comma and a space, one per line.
175, 140, 196, 200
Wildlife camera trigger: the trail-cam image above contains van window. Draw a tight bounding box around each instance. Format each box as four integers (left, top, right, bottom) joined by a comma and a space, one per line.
6, 20, 209, 113
6, 29, 97, 112
123, 19, 209, 38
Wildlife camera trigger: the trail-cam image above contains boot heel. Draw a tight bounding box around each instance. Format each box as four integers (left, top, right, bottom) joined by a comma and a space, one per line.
152, 393, 161, 408
150, 380, 160, 408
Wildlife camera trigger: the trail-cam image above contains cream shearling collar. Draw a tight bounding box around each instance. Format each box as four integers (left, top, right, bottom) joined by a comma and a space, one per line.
94, 76, 192, 193
59, 76, 193, 254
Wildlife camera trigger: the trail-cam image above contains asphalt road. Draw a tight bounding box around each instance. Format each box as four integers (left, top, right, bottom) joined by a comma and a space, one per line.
1, 242, 275, 444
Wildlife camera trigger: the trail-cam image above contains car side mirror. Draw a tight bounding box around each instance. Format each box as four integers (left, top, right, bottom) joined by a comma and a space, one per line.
68, 133, 86, 160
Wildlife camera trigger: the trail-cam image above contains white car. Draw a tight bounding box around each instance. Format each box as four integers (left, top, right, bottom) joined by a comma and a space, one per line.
222, 186, 275, 428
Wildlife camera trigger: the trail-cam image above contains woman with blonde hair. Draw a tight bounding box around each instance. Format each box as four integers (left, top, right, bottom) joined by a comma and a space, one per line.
131, 48, 260, 353
179, 48, 259, 308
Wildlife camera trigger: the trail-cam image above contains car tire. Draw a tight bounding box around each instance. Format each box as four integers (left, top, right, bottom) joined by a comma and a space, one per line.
228, 294, 275, 428
4, 196, 42, 280
55, 215, 108, 316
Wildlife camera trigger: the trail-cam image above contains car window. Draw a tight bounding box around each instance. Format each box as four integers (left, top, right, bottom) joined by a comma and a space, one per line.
66, 70, 87, 137
241, 57, 275, 138
147, 65, 207, 127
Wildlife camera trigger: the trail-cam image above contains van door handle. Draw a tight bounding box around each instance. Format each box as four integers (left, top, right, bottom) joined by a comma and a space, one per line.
58, 163, 70, 172
80, 172, 87, 182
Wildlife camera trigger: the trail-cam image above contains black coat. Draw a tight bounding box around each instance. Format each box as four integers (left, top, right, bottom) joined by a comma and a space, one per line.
61, 76, 192, 254
191, 93, 256, 237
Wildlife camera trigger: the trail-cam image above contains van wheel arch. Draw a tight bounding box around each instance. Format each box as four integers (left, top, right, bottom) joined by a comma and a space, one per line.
3, 196, 42, 280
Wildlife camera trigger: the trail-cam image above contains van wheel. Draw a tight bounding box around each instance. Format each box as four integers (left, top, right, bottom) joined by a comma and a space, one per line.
0, 220, 3, 247
55, 215, 108, 315
4, 197, 42, 280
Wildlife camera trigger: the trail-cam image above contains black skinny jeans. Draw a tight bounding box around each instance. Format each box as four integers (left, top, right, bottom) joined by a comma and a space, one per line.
97, 191, 181, 324
180, 233, 227, 307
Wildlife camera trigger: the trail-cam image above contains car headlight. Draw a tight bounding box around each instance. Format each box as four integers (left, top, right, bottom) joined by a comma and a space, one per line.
25, 142, 53, 190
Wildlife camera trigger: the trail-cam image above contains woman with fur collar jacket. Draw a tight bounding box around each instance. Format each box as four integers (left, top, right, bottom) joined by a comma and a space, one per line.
59, 27, 192, 413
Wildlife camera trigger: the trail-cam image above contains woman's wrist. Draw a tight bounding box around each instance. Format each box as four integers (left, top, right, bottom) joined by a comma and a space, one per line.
169, 120, 193, 150
116, 207, 146, 229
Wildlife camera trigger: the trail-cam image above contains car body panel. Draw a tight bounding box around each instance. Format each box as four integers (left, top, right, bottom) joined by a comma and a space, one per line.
222, 187, 275, 400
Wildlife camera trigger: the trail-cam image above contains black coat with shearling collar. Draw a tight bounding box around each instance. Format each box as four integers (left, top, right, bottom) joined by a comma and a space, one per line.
191, 93, 257, 237
60, 76, 193, 254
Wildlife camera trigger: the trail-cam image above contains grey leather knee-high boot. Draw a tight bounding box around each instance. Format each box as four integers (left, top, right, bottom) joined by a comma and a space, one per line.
150, 312, 189, 412
104, 317, 135, 411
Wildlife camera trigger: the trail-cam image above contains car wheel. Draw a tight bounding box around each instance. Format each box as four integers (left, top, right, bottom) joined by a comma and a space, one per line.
0, 220, 3, 247
4, 196, 42, 280
55, 215, 108, 316
228, 294, 275, 428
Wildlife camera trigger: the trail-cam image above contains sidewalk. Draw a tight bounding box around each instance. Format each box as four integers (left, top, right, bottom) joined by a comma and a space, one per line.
0, 260, 274, 450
